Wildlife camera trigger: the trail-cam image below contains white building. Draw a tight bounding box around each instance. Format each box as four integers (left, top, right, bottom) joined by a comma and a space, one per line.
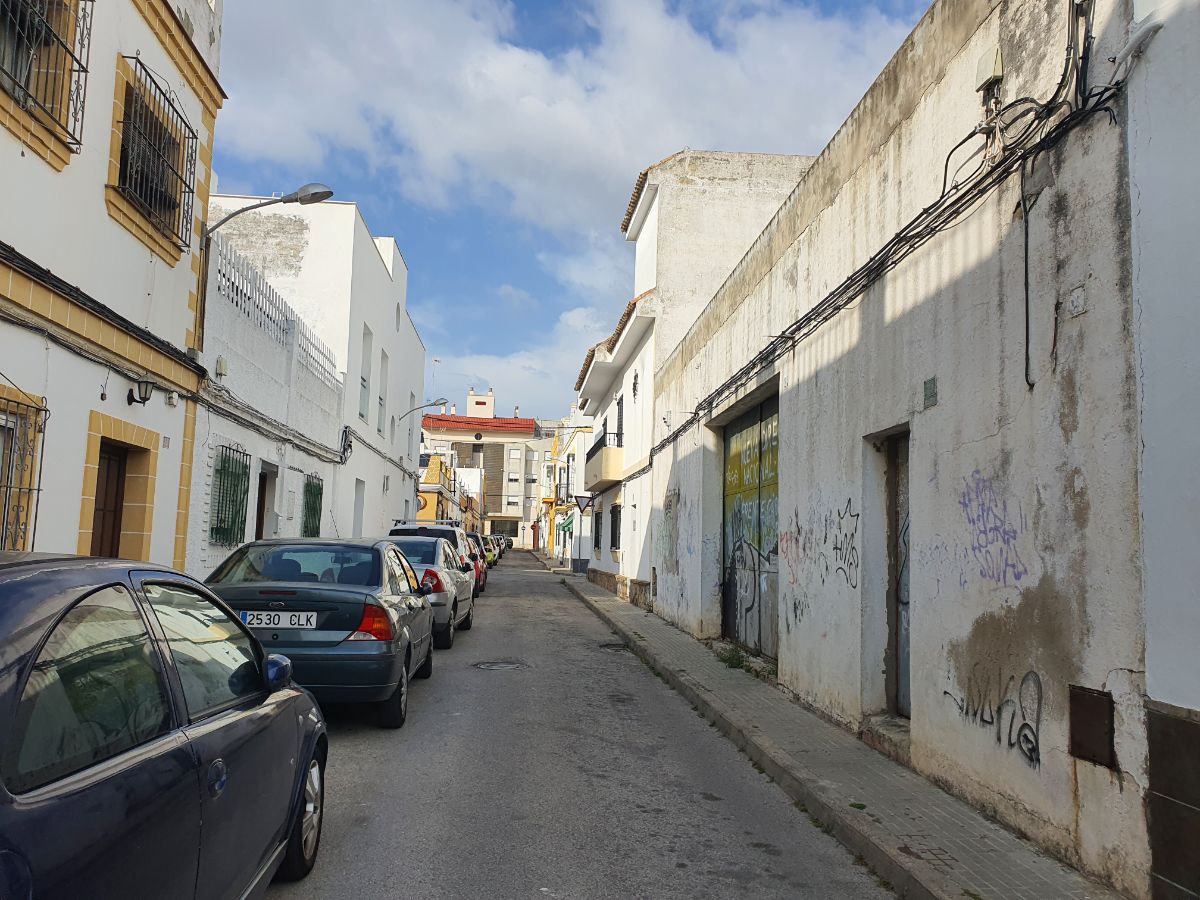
207, 195, 426, 539
577, 152, 814, 604
591, 0, 1197, 894
0, 0, 224, 566
183, 235, 345, 576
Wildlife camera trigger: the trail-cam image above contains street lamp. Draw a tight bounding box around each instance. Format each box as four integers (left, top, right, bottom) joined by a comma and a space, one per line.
205, 182, 335, 239
396, 398, 449, 425
196, 183, 335, 353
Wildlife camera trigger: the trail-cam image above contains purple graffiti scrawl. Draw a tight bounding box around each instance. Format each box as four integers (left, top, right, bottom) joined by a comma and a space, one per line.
958, 470, 1029, 587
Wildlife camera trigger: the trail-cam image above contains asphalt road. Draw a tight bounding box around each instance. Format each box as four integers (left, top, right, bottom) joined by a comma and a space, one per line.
269, 552, 890, 900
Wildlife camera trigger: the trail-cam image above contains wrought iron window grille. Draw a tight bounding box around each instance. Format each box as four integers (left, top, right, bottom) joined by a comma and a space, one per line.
116, 55, 197, 249
301, 474, 323, 537
609, 504, 622, 550
0, 0, 92, 148
209, 445, 250, 546
0, 395, 48, 551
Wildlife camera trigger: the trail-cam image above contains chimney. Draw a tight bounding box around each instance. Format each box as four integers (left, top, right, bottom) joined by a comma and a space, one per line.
488, 387, 494, 396
514, 405, 520, 417
450, 403, 457, 415
439, 403, 447, 414
468, 387, 475, 397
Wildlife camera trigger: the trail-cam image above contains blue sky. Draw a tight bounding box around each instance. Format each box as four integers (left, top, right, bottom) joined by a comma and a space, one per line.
213, 0, 925, 418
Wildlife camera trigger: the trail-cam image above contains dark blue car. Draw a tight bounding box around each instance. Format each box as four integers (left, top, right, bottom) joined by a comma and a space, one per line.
0, 553, 327, 899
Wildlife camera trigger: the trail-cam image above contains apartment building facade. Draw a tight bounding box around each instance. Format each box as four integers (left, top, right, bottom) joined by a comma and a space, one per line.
578, 151, 814, 604
206, 195, 425, 539
0, 0, 224, 566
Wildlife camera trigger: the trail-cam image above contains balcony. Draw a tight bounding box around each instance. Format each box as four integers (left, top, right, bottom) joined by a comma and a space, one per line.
584, 431, 623, 492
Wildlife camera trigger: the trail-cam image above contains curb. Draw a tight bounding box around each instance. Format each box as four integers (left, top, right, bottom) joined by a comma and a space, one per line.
564, 579, 961, 900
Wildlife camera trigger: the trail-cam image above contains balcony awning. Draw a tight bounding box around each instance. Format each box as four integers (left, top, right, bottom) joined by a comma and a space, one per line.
556, 513, 574, 533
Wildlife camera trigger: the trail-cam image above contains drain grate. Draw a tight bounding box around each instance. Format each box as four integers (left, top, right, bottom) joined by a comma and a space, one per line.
599, 642, 630, 652
473, 660, 528, 671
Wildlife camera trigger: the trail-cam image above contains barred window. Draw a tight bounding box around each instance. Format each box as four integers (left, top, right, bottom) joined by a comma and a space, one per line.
301, 474, 322, 538
116, 57, 197, 248
609, 504, 621, 551
593, 505, 602, 551
209, 446, 249, 547
0, 0, 93, 148
0, 395, 48, 551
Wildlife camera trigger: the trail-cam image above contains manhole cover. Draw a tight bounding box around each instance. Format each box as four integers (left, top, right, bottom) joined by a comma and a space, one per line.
599, 642, 630, 652
473, 661, 528, 671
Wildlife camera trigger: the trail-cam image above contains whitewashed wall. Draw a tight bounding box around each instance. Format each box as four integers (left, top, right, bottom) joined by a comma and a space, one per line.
646, 0, 1150, 893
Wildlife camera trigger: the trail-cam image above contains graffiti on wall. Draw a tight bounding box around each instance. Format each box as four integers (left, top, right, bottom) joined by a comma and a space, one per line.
959, 470, 1029, 587
943, 664, 1042, 768
660, 487, 681, 575
828, 499, 861, 588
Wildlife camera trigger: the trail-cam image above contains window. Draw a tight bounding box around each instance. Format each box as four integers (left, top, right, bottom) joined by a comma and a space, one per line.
377, 350, 389, 435
0, 394, 48, 551
407, 391, 415, 455
208, 543, 379, 587
116, 58, 198, 248
509, 448, 521, 459
507, 474, 519, 483
210, 445, 250, 546
616, 396, 624, 444
359, 325, 373, 421
594, 505, 603, 551
0, 0, 93, 148
301, 474, 322, 538
143, 584, 262, 718
632, 371, 639, 400
384, 551, 405, 595
396, 551, 419, 592
610, 504, 622, 550
2, 585, 171, 793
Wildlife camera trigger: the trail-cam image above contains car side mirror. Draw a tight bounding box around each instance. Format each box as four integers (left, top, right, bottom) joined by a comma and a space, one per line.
469, 553, 478, 561
461, 563, 473, 573
264, 654, 293, 692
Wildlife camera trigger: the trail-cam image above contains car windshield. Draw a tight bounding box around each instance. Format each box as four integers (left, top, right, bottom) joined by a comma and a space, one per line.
208, 544, 379, 586
393, 540, 437, 565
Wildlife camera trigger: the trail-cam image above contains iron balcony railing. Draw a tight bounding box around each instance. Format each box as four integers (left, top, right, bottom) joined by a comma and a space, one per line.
116, 56, 197, 248
0, 0, 93, 149
586, 430, 622, 463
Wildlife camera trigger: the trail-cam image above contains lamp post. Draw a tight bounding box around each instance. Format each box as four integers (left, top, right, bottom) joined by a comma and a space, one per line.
196, 183, 335, 351
395, 397, 449, 427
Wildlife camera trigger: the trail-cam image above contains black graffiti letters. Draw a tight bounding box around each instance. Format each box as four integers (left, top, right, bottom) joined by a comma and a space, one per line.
944, 666, 1042, 768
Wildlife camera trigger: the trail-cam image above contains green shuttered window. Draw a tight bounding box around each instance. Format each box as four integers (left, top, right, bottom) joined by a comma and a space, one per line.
209, 446, 250, 546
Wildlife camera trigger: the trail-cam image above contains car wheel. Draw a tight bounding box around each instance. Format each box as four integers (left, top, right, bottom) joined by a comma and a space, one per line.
378, 662, 409, 728
415, 641, 434, 679
460, 604, 474, 631
434, 608, 455, 649
275, 746, 325, 881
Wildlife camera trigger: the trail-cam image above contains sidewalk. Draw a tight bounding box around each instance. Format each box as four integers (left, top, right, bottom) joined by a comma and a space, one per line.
559, 573, 1121, 900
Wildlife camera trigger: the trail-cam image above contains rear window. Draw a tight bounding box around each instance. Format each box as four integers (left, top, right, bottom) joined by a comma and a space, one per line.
391, 539, 437, 566
389, 526, 459, 548
208, 545, 380, 587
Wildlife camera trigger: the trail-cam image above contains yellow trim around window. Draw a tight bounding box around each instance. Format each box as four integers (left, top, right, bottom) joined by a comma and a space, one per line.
129, 0, 226, 119
0, 89, 73, 172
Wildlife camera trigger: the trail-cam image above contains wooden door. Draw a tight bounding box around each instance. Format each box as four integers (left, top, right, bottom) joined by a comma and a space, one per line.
91, 441, 127, 557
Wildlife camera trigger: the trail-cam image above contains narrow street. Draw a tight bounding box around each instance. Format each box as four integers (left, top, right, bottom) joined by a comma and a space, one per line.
269, 552, 890, 900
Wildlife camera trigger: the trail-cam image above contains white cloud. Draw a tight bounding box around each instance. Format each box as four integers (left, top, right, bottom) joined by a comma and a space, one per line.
215, 0, 917, 413
429, 305, 609, 419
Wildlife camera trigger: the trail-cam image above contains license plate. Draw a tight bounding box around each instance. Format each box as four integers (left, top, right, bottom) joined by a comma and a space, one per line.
240, 611, 317, 629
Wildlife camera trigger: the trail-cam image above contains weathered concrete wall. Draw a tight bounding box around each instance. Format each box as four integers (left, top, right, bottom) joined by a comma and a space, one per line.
646, 0, 1150, 893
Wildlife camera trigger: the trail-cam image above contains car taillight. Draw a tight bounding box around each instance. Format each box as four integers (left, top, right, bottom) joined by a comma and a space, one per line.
421, 569, 446, 593
346, 604, 393, 641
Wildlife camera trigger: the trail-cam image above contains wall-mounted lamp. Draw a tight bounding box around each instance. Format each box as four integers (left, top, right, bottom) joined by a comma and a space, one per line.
127, 378, 156, 406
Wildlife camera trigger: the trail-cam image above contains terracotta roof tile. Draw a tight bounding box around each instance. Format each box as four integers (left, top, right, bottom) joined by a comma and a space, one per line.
422, 414, 538, 434
574, 288, 655, 392
620, 150, 685, 233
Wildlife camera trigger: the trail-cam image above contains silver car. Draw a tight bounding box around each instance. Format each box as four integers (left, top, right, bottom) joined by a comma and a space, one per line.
387, 536, 475, 649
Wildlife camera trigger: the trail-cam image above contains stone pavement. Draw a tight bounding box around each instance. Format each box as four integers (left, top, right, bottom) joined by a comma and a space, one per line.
547, 561, 1121, 900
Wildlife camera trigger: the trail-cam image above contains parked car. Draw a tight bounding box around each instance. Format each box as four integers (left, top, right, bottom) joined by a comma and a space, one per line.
0, 553, 326, 899
506, 537, 514, 550
471, 532, 496, 568
385, 536, 474, 648
207, 539, 434, 729
388, 521, 482, 597
492, 535, 506, 560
